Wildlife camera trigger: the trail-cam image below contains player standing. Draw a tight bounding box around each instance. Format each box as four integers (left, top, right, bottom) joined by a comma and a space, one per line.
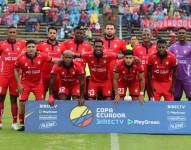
14, 40, 59, 131
102, 22, 126, 54
48, 50, 84, 106
148, 39, 177, 101
62, 26, 92, 97
132, 28, 157, 99
113, 50, 145, 104
80, 39, 119, 100
62, 26, 92, 70
169, 27, 191, 101
0, 26, 25, 130
37, 26, 65, 99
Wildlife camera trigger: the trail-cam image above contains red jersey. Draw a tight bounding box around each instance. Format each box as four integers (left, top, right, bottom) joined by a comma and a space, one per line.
36, 40, 65, 78
81, 51, 117, 82
15, 52, 52, 83
114, 59, 144, 84
51, 61, 84, 86
0, 39, 25, 75
63, 39, 92, 69
133, 43, 157, 70
148, 51, 177, 82
101, 37, 126, 54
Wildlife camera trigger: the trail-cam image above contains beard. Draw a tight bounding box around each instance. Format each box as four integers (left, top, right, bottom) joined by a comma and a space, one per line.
94, 51, 103, 58
62, 61, 73, 69
105, 34, 114, 40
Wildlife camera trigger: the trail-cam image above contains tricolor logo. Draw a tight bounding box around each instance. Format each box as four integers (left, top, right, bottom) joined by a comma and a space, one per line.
70, 106, 93, 127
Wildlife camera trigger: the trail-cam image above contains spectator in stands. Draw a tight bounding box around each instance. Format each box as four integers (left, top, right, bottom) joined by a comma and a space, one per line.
78, 0, 87, 11
123, 3, 132, 38
174, 10, 181, 19
44, 0, 52, 7
42, 9, 51, 23
80, 10, 88, 24
178, 8, 187, 19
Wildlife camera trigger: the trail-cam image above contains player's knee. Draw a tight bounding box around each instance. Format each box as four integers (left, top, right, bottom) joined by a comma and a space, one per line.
59, 94, 68, 100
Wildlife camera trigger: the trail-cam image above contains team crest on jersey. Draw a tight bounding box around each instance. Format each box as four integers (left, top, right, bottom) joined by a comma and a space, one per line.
103, 60, 106, 64
38, 61, 41, 65
62, 72, 65, 75
184, 50, 187, 54
114, 44, 117, 48
155, 61, 158, 65
123, 71, 125, 74
6, 48, 9, 51
91, 61, 94, 64
72, 71, 75, 75
132, 70, 135, 73
17, 47, 20, 50
139, 51, 143, 54
25, 63, 28, 67
165, 61, 169, 65
81, 49, 85, 53
135, 89, 138, 93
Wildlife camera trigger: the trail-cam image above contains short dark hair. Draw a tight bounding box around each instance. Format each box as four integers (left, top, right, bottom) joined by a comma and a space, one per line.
123, 50, 133, 56
74, 25, 83, 31
178, 27, 186, 31
157, 38, 167, 45
48, 26, 57, 32
94, 38, 103, 45
105, 22, 115, 28
8, 25, 17, 30
26, 40, 36, 46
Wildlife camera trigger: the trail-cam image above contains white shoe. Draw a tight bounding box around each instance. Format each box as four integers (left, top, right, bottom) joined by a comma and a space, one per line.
0, 123, 3, 129
11, 123, 19, 130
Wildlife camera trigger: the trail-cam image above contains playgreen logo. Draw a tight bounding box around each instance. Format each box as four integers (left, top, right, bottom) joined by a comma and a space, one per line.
128, 119, 134, 125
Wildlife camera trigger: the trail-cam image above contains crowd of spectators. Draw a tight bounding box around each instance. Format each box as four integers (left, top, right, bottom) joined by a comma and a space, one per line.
119, 0, 191, 38
1, 0, 191, 39
0, 0, 114, 39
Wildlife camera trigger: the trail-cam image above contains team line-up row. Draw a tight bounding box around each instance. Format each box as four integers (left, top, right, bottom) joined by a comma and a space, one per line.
0, 24, 190, 131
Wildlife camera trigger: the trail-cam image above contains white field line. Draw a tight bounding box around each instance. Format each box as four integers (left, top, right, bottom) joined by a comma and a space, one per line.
111, 133, 120, 150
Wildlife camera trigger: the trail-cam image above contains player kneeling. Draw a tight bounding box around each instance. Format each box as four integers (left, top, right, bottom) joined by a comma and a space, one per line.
14, 40, 60, 131
48, 50, 84, 106
113, 50, 145, 104
148, 39, 177, 101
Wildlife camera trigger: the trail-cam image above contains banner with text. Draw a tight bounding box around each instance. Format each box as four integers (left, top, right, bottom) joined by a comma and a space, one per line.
25, 101, 191, 134
143, 19, 191, 29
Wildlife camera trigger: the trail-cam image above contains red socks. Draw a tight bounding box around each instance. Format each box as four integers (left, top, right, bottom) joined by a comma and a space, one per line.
19, 113, 24, 125
0, 101, 4, 124
11, 102, 18, 124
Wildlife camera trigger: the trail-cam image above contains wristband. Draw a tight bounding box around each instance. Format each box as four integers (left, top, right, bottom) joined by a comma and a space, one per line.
140, 92, 144, 96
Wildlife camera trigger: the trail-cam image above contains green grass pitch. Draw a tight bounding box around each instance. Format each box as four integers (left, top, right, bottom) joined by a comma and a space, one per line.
1, 94, 191, 150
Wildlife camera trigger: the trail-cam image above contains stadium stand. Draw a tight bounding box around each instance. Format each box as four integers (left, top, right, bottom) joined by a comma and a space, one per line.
0, 0, 190, 41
